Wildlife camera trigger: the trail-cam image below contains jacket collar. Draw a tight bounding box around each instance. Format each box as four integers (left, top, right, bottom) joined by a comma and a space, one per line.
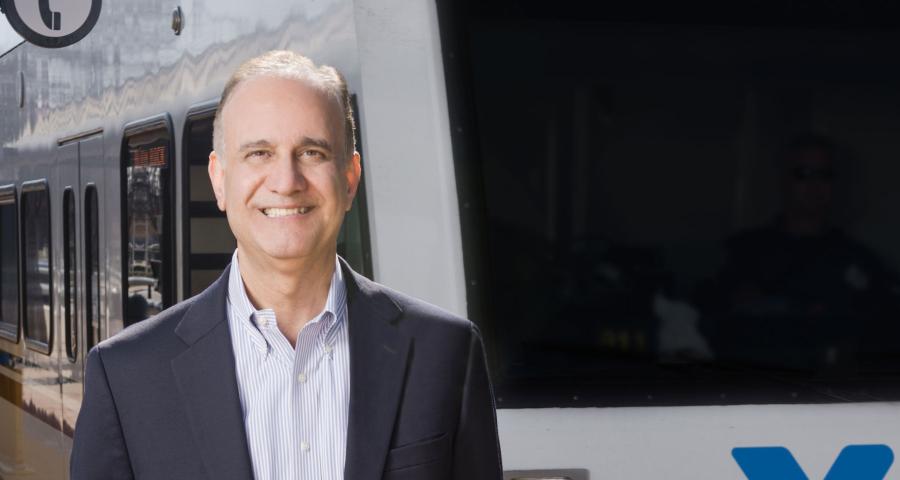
340, 257, 411, 479
171, 268, 254, 480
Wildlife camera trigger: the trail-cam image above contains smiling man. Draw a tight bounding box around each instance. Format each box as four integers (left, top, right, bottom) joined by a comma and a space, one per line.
70, 51, 502, 480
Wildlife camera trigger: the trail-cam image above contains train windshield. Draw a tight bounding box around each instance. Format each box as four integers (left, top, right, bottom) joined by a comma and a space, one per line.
441, 0, 900, 406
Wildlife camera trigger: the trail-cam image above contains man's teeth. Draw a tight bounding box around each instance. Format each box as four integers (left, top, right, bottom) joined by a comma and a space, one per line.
263, 207, 311, 217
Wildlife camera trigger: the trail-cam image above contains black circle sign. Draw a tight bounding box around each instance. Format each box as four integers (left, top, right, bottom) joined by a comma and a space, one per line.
2, 0, 102, 48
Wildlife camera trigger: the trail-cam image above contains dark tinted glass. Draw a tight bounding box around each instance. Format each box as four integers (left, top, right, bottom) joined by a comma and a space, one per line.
21, 181, 52, 351
441, 0, 900, 406
123, 127, 173, 327
0, 186, 18, 341
183, 114, 234, 297
63, 188, 77, 360
85, 186, 100, 349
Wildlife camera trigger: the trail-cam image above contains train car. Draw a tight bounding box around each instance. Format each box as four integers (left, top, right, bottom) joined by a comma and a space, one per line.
2, 0, 900, 478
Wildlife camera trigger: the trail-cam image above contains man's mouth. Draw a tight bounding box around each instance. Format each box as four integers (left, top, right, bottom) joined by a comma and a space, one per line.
262, 206, 314, 217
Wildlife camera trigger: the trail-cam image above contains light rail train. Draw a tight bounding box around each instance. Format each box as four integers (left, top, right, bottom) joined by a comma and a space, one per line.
2, 0, 900, 478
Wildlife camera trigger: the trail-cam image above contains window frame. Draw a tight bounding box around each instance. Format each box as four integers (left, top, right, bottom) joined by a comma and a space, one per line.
0, 183, 20, 343
20, 179, 53, 354
62, 187, 77, 362
84, 184, 101, 351
120, 114, 177, 324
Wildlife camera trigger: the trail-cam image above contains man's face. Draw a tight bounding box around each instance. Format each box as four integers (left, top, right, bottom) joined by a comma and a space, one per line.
786, 148, 834, 217
208, 76, 361, 267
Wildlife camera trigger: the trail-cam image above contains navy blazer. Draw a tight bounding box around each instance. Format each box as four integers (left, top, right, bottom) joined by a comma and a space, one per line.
70, 259, 502, 479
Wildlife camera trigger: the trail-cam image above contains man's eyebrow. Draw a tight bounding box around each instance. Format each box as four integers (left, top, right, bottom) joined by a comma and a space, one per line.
237, 139, 275, 152
237, 137, 334, 153
297, 136, 333, 151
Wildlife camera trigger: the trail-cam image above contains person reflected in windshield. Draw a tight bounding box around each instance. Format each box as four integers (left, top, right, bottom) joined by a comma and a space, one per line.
709, 134, 900, 370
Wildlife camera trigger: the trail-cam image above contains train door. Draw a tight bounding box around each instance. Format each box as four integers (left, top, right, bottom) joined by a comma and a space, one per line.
57, 132, 105, 474
0, 176, 26, 478
10, 156, 65, 478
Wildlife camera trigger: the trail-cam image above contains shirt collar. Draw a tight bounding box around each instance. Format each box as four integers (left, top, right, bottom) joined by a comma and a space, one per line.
227, 250, 347, 343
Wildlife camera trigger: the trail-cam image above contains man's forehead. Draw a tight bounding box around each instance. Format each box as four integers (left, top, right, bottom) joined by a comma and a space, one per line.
222, 76, 344, 144
224, 76, 340, 118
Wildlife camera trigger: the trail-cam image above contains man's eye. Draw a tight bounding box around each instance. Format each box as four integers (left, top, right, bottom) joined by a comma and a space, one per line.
303, 150, 326, 160
247, 150, 269, 159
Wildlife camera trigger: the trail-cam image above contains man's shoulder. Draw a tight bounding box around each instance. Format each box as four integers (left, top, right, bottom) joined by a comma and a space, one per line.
94, 295, 198, 361
359, 276, 475, 337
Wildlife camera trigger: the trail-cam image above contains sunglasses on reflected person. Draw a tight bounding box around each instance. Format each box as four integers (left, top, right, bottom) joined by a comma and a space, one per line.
792, 166, 834, 182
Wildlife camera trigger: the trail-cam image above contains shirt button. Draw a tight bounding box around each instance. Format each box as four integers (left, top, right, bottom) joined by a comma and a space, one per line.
323, 344, 333, 354
300, 441, 310, 452
297, 373, 307, 384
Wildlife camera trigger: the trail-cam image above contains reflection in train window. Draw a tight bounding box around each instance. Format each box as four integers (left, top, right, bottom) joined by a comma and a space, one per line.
21, 180, 52, 353
122, 123, 174, 327
443, 0, 900, 406
183, 109, 234, 297
85, 185, 101, 349
63, 188, 77, 361
0, 185, 19, 342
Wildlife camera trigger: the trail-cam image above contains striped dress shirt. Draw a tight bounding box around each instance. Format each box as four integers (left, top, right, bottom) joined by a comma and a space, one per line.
226, 250, 350, 480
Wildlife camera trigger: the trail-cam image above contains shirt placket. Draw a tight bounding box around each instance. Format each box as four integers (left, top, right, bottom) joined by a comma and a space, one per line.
250, 309, 295, 479
296, 314, 334, 478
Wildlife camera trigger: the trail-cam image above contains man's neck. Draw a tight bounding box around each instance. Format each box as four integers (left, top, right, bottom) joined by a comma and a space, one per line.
237, 248, 336, 347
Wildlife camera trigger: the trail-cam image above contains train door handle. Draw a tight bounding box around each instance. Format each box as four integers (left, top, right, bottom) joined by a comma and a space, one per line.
509, 477, 572, 480
504, 469, 589, 480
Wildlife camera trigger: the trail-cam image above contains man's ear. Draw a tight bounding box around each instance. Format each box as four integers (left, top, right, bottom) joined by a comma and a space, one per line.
344, 151, 362, 211
208, 150, 227, 212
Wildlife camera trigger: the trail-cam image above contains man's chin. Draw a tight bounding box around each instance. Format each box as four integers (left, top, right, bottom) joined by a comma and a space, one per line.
254, 243, 323, 264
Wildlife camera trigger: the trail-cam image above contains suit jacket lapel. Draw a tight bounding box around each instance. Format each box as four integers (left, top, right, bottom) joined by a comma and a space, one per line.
171, 268, 254, 480
342, 259, 411, 480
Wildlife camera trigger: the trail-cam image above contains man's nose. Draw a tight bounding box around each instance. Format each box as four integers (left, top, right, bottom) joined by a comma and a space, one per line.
265, 152, 308, 194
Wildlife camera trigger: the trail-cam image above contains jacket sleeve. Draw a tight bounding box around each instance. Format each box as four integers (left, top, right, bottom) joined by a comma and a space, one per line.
70, 347, 135, 480
452, 324, 503, 479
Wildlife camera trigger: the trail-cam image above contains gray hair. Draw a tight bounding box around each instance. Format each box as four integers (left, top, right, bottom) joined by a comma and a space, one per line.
212, 50, 356, 164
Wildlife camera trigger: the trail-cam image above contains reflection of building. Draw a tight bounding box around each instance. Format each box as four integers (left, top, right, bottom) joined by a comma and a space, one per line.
127, 163, 162, 278
125, 141, 169, 324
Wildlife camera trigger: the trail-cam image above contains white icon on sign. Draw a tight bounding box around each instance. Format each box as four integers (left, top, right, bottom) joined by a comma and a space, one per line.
39, 0, 62, 31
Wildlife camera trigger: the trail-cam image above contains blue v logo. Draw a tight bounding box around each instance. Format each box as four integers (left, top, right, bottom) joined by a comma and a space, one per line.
732, 445, 893, 480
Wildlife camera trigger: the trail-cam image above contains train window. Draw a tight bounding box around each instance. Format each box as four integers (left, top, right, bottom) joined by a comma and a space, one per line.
440, 0, 900, 406
21, 180, 52, 353
122, 119, 175, 327
85, 185, 101, 349
183, 107, 235, 297
0, 184, 19, 342
63, 188, 77, 361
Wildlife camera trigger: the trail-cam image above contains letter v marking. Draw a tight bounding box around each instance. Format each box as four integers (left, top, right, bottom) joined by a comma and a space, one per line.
732, 445, 893, 480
